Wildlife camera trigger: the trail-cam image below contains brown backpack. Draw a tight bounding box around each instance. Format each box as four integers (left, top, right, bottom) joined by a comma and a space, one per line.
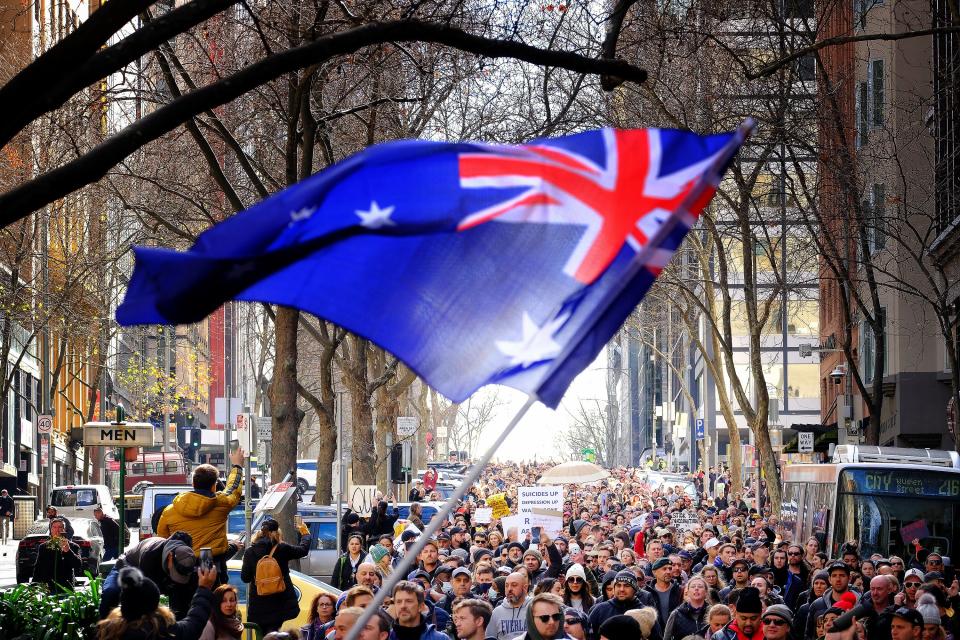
255, 544, 286, 595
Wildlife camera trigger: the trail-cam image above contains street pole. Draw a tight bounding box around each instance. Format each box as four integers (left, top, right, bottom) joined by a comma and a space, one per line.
335, 392, 343, 556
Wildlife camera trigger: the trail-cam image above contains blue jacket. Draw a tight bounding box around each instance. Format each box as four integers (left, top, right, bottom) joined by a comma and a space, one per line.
389, 615, 450, 640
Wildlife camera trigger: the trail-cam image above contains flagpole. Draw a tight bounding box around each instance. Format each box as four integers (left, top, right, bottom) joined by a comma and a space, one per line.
344, 395, 538, 640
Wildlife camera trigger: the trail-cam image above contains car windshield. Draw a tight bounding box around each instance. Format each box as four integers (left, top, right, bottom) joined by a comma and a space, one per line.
51, 488, 98, 507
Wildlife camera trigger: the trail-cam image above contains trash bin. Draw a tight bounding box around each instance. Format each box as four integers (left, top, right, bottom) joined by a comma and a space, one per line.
13, 495, 36, 539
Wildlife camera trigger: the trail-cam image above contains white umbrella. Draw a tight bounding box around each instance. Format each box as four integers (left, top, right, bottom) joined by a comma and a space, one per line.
536, 461, 610, 485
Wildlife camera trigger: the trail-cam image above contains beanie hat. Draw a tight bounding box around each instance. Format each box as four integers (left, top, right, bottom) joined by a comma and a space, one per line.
613, 569, 638, 591
917, 593, 942, 626
763, 604, 793, 626
813, 570, 830, 584
507, 542, 525, 553
737, 586, 763, 614
473, 548, 493, 563
451, 548, 469, 562
119, 567, 161, 621
565, 563, 587, 582
652, 557, 672, 571
571, 519, 588, 536
598, 614, 641, 640
835, 592, 858, 612
370, 544, 388, 564
523, 547, 542, 561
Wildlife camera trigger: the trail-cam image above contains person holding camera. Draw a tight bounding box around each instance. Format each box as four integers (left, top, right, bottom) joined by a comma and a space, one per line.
157, 446, 246, 580
240, 517, 312, 634
31, 516, 82, 592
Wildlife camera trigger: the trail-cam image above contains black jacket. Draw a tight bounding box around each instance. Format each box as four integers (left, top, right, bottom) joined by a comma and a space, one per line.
332, 552, 364, 591
101, 536, 197, 620
588, 593, 660, 640
98, 515, 121, 549
646, 582, 684, 630
663, 601, 708, 640
32, 538, 83, 591
241, 533, 311, 630
112, 585, 213, 640
0, 494, 13, 517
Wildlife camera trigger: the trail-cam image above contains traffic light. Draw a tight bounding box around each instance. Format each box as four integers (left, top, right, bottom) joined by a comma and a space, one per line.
190, 428, 202, 449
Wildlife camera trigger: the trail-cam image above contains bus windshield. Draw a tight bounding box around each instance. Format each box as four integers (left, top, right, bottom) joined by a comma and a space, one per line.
835, 468, 960, 559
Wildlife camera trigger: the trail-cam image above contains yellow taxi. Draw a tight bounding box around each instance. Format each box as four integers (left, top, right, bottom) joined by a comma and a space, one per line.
225, 559, 341, 628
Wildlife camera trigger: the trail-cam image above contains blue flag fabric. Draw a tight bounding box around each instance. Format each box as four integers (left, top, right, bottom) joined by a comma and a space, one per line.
117, 126, 748, 408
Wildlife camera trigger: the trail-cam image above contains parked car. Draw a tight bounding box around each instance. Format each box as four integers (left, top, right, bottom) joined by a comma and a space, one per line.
139, 484, 192, 539
243, 504, 340, 581
49, 484, 118, 521
225, 558, 340, 627
295, 459, 317, 494
16, 517, 104, 584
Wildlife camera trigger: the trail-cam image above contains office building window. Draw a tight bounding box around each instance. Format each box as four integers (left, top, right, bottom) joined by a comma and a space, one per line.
870, 60, 884, 126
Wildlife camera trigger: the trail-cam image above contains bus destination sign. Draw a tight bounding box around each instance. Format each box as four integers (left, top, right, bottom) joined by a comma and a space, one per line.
841, 469, 960, 498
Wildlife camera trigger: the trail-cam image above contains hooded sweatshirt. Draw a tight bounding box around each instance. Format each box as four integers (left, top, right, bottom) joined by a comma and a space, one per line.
489, 595, 531, 640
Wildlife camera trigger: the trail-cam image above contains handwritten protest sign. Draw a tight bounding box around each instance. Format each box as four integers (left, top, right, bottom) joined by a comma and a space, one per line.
474, 507, 493, 524
486, 493, 510, 519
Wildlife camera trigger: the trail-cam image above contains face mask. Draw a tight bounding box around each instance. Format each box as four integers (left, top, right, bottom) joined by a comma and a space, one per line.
474, 582, 492, 593
489, 587, 498, 599
441, 581, 453, 595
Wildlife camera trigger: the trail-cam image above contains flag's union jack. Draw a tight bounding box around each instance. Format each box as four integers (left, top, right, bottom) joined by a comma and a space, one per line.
457, 128, 724, 284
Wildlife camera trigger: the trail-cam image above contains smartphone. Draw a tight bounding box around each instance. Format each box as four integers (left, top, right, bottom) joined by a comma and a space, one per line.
294, 515, 303, 528
229, 439, 240, 452
200, 547, 214, 570
531, 526, 542, 544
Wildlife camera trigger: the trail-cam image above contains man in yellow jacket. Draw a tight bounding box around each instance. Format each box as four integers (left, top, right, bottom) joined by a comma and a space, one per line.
157, 447, 245, 571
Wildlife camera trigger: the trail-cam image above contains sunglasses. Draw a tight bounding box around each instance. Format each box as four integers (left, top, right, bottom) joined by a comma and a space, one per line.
788, 551, 802, 556
763, 619, 788, 627
905, 582, 921, 588
929, 559, 944, 565
536, 613, 564, 623
567, 576, 584, 583
565, 619, 583, 626
733, 567, 747, 572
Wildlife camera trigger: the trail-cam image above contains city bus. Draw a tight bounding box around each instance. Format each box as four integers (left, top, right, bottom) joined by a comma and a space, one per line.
781, 446, 960, 560
105, 448, 189, 493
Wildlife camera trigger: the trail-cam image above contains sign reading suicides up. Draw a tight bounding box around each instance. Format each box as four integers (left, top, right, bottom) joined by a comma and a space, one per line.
517, 486, 563, 513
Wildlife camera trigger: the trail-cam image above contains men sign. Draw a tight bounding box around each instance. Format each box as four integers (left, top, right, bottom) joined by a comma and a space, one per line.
82, 422, 155, 448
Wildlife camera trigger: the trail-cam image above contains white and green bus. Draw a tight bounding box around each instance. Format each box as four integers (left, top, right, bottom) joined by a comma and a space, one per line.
781, 446, 960, 559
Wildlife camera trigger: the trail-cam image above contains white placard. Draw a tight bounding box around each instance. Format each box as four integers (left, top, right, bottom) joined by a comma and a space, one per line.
256, 416, 272, 441
517, 486, 563, 513
474, 507, 493, 523
671, 510, 700, 531
798, 431, 814, 453
397, 417, 418, 438
348, 484, 378, 516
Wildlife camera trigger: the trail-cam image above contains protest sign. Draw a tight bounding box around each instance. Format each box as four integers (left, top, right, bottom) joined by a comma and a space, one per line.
517, 486, 563, 513
671, 510, 700, 531
486, 493, 510, 519
474, 507, 493, 524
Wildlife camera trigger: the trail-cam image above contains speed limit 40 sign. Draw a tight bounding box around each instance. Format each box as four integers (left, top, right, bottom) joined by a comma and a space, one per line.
37, 415, 52, 434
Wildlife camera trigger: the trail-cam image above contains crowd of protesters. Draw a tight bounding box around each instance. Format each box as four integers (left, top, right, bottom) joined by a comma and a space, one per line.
23, 453, 959, 640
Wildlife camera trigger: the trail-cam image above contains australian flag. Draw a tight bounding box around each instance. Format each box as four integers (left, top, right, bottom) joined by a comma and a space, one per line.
117, 123, 750, 408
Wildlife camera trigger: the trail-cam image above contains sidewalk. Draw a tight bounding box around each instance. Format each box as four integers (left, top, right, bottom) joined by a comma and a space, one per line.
0, 534, 20, 587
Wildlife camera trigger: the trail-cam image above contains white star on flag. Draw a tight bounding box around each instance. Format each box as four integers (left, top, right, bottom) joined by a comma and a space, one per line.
356, 201, 396, 229
496, 312, 569, 367
289, 206, 316, 223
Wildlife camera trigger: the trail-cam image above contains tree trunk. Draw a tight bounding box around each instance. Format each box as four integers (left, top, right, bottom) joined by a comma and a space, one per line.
374, 385, 397, 493
268, 306, 305, 544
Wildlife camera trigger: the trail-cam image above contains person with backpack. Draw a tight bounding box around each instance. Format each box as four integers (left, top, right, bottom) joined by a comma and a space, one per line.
240, 517, 312, 634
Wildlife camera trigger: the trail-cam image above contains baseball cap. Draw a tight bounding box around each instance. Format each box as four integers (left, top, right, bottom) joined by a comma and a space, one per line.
436, 531, 451, 541
161, 540, 196, 585
704, 537, 720, 550
568, 542, 582, 555
924, 571, 945, 582
904, 568, 925, 582
452, 567, 471, 579
827, 560, 851, 574
891, 607, 924, 627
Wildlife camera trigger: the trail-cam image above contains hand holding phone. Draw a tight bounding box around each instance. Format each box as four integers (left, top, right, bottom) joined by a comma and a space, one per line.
531, 526, 542, 544
200, 547, 214, 571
